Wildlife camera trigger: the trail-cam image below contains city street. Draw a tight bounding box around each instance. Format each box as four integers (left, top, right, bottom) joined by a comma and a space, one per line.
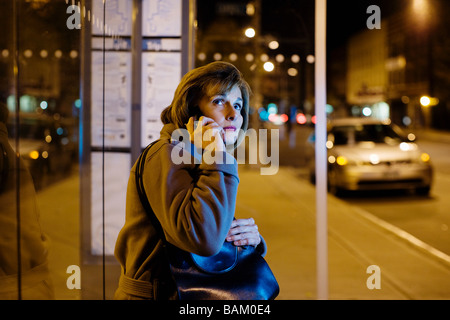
274, 124, 450, 258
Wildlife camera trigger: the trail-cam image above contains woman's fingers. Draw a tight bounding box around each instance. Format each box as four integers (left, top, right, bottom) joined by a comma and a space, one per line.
226, 218, 261, 246
187, 116, 224, 150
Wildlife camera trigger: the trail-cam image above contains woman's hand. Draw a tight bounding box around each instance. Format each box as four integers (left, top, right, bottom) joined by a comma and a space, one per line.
226, 218, 261, 247
186, 116, 225, 151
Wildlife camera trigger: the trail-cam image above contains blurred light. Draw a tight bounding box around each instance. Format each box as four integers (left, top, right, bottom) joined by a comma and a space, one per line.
412, 0, 429, 26
213, 52, 222, 61
306, 55, 315, 64
287, 68, 298, 77
42, 151, 49, 159
328, 155, 336, 164
20, 95, 37, 112
70, 50, 78, 59
326, 104, 334, 114
336, 156, 348, 166
399, 142, 416, 151
398, 56, 406, 68
291, 54, 300, 63
40, 101, 48, 110
229, 53, 238, 61
29, 151, 39, 160
403, 116, 412, 126
40, 50, 48, 58
75, 99, 82, 109
263, 61, 274, 72
54, 50, 62, 58
267, 103, 277, 114
245, 53, 254, 62
369, 154, 380, 165
420, 96, 431, 107
421, 153, 430, 162
260, 53, 269, 62
24, 49, 33, 58
268, 113, 278, 122
258, 108, 269, 121
296, 113, 307, 124
279, 114, 288, 123
407, 133, 416, 141
45, 135, 52, 143
268, 41, 279, 50
413, 0, 428, 12
198, 52, 206, 61
401, 96, 410, 104
7, 95, 15, 111
362, 107, 372, 117
421, 96, 439, 107
246, 3, 255, 16
326, 140, 333, 149
1, 49, 9, 58
57, 127, 64, 135
311, 115, 317, 124
245, 27, 255, 38
275, 54, 284, 63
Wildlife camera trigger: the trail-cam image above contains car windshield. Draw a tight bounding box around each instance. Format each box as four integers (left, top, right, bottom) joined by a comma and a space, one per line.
331, 124, 404, 146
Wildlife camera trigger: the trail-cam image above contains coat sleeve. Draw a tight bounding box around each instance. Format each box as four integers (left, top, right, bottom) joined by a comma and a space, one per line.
144, 141, 239, 257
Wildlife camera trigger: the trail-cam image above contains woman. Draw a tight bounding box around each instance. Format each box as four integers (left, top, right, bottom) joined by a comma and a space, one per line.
114, 61, 266, 300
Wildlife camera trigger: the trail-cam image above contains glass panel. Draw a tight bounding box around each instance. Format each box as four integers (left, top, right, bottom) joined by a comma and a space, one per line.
1, 0, 80, 300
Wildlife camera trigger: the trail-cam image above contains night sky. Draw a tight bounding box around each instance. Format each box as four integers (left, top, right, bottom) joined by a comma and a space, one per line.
197, 0, 408, 54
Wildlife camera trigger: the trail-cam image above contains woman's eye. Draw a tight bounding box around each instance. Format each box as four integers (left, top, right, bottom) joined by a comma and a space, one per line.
234, 104, 242, 111
212, 98, 225, 106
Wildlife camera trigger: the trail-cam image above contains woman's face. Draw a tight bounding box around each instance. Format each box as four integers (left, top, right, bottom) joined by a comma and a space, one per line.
197, 84, 244, 145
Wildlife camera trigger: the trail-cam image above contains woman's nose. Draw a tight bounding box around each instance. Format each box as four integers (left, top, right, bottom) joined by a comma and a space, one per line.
225, 103, 238, 121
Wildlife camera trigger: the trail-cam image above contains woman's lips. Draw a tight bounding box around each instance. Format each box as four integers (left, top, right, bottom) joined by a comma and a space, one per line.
223, 126, 236, 132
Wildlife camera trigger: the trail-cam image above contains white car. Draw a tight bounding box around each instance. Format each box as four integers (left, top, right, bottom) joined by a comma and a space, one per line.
308, 117, 433, 196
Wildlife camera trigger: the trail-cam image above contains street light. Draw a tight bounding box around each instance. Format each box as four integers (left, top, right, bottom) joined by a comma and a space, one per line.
420, 96, 431, 107
245, 27, 256, 38
268, 40, 279, 50
420, 95, 439, 107
263, 61, 274, 72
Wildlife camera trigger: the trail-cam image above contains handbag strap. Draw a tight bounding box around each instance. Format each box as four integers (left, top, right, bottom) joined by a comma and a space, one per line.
135, 140, 168, 243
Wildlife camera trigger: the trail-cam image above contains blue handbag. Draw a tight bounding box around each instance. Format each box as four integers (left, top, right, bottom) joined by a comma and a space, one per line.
135, 141, 280, 300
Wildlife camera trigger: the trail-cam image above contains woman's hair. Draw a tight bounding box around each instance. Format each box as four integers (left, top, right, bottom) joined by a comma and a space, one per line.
161, 61, 251, 147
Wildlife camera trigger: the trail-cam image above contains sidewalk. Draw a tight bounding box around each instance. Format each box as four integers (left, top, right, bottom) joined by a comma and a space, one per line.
38, 164, 450, 300
236, 165, 450, 300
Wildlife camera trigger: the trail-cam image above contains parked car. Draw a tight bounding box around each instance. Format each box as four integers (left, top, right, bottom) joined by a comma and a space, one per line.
7, 114, 77, 189
307, 117, 433, 196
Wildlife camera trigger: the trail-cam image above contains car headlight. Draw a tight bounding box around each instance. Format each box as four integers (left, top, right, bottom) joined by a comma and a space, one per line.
29, 150, 40, 160
329, 155, 358, 166
420, 153, 430, 163
336, 156, 348, 166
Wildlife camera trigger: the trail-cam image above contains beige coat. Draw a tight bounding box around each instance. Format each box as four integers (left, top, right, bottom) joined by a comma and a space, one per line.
114, 124, 242, 299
